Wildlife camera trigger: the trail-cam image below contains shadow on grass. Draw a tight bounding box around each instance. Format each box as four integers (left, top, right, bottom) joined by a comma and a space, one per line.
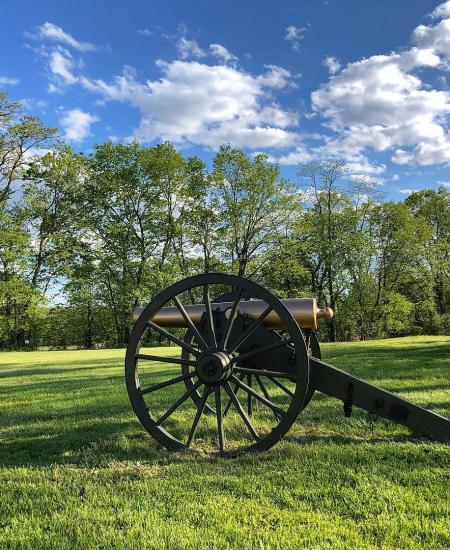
1, 341, 448, 469
2, 420, 446, 469
0, 357, 122, 377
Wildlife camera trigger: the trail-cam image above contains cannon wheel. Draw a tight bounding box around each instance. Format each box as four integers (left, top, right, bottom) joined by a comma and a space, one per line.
125, 273, 310, 456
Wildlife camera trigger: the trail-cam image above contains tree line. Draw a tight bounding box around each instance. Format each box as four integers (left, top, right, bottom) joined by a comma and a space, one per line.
1, 91, 449, 349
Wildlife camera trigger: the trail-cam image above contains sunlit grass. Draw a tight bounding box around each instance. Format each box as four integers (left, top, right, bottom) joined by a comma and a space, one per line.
0, 336, 449, 549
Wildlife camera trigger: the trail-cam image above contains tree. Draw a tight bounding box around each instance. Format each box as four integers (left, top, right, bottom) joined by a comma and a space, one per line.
296, 160, 354, 341
212, 145, 298, 277
175, 157, 225, 275
405, 188, 450, 323
0, 201, 45, 348
74, 141, 189, 345
367, 202, 430, 337
0, 92, 57, 202
21, 145, 84, 293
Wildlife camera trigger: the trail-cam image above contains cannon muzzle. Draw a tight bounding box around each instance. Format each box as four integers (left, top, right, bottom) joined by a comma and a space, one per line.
133, 298, 333, 330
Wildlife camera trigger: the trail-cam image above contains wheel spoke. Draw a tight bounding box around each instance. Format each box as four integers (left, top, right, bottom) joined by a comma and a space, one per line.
228, 305, 273, 354
255, 374, 282, 421
267, 375, 294, 397
137, 353, 197, 367
140, 372, 196, 395
156, 379, 203, 425
224, 383, 260, 441
233, 366, 296, 380
203, 285, 217, 347
147, 320, 200, 357
214, 387, 225, 453
220, 289, 243, 349
230, 375, 285, 417
223, 372, 246, 416
186, 386, 212, 447
173, 296, 209, 351
231, 338, 292, 363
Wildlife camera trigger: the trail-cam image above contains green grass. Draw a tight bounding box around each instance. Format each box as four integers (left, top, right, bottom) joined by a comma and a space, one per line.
0, 336, 449, 549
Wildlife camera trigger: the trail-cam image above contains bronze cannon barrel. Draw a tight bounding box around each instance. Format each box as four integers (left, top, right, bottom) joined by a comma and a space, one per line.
133, 298, 333, 330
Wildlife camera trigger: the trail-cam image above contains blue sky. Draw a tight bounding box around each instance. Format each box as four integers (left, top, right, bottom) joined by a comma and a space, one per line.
1, 0, 450, 198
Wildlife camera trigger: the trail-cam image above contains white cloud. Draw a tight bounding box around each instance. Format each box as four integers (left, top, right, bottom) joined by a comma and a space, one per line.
323, 56, 341, 75
138, 28, 153, 37
28, 23, 97, 91
19, 98, 48, 111
392, 174, 400, 181
344, 155, 386, 175
38, 22, 96, 51
177, 37, 206, 59
277, 139, 387, 182
399, 188, 419, 195
310, 3, 450, 166
256, 65, 291, 88
59, 108, 99, 142
438, 179, 450, 186
284, 25, 307, 50
0, 76, 19, 85
431, 0, 450, 19
210, 43, 238, 63
278, 147, 312, 165
79, 60, 298, 149
413, 19, 450, 58
48, 49, 77, 85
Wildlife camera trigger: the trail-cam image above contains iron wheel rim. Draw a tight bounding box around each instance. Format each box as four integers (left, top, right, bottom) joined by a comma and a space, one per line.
125, 273, 310, 456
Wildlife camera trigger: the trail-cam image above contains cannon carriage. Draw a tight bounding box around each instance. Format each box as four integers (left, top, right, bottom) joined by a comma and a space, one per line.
125, 273, 450, 456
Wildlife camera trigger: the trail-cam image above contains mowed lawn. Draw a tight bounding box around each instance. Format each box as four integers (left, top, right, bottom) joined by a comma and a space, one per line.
0, 336, 449, 549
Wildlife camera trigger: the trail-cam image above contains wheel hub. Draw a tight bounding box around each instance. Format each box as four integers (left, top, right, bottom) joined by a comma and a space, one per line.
196, 350, 232, 384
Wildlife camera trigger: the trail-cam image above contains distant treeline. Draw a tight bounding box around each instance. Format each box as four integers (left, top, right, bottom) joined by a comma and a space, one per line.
1, 91, 449, 349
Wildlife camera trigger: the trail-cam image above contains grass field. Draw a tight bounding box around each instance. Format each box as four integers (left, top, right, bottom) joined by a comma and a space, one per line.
1, 336, 449, 549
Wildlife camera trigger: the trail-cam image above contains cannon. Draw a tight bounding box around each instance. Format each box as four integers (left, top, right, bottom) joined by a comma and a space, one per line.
125, 273, 450, 456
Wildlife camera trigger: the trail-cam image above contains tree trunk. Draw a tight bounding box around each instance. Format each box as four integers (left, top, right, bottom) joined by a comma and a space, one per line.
84, 300, 94, 349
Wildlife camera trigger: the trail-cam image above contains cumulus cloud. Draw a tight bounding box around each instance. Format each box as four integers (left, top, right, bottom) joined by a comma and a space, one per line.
277, 147, 312, 165
59, 108, 98, 142
176, 37, 206, 59
277, 145, 386, 183
210, 43, 238, 63
0, 76, 19, 85
284, 25, 307, 50
310, 2, 450, 166
323, 56, 341, 74
431, 0, 450, 19
344, 155, 386, 176
29, 20, 297, 150
37, 22, 96, 51
79, 60, 298, 149
399, 188, 419, 195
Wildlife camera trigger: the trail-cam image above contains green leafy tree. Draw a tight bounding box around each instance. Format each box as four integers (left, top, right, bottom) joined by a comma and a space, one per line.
76, 141, 188, 345
212, 145, 298, 277
405, 188, 450, 326
22, 145, 84, 293
0, 92, 57, 202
